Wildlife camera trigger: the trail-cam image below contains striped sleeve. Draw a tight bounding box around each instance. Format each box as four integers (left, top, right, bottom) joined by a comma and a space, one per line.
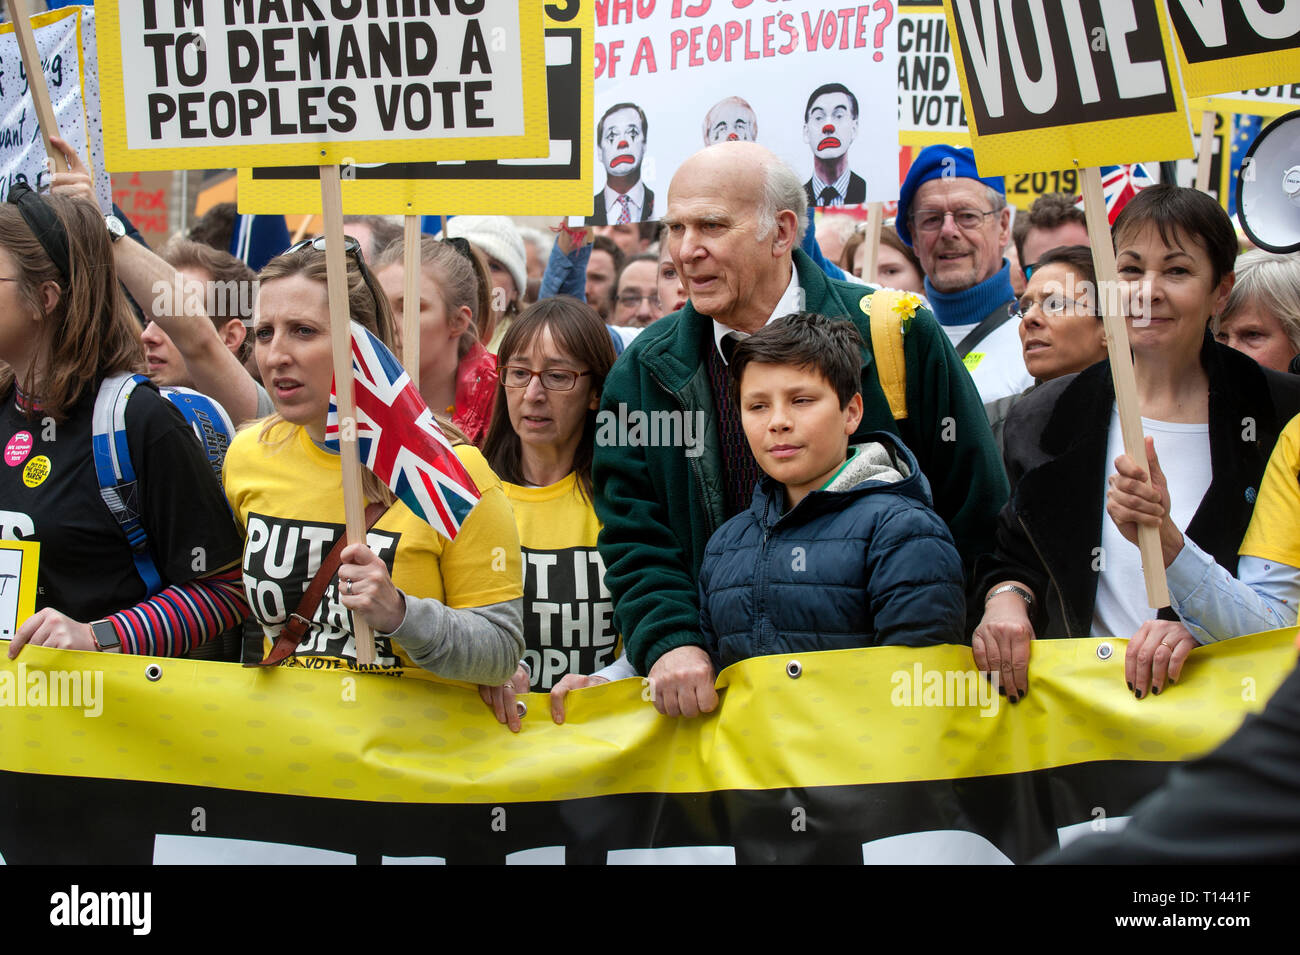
107, 565, 249, 656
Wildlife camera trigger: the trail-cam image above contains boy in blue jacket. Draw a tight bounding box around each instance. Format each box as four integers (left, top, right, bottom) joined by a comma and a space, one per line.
699, 313, 966, 670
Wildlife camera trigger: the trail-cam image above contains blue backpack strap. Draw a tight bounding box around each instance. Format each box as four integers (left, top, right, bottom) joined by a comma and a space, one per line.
92, 373, 165, 597
159, 386, 235, 479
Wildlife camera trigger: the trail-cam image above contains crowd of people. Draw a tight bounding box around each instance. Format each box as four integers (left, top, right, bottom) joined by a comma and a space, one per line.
2, 132, 1299, 859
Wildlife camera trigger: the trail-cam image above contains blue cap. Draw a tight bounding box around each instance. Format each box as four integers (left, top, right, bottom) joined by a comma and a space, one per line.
895, 145, 1005, 248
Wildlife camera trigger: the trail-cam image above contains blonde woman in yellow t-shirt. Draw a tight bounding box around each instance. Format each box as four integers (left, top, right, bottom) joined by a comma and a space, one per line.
223, 239, 524, 679
482, 297, 633, 728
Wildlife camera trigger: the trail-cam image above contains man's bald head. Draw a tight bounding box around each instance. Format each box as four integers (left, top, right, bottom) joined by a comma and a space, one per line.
669, 143, 806, 244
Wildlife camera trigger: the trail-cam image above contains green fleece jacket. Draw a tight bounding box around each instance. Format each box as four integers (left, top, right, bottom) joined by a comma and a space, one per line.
592, 249, 1008, 674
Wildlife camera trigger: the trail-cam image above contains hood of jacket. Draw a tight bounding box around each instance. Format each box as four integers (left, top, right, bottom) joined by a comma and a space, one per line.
750, 430, 933, 530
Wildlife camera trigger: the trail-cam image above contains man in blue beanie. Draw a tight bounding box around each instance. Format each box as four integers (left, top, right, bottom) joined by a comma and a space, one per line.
896, 145, 1034, 406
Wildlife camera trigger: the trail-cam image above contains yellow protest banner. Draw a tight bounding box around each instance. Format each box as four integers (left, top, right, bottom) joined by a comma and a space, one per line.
235, 0, 593, 215
942, 0, 1193, 176
1, 632, 1293, 804
95, 0, 550, 172
1168, 0, 1300, 99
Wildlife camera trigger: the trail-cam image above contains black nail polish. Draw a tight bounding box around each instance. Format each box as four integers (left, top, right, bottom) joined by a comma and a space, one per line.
1152, 685, 1160, 695
1127, 681, 1133, 691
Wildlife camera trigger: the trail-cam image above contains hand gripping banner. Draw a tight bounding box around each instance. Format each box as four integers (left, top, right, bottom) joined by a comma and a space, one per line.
0, 631, 1294, 864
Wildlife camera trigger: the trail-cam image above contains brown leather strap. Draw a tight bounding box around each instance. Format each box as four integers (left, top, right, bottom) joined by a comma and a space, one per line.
249, 502, 389, 667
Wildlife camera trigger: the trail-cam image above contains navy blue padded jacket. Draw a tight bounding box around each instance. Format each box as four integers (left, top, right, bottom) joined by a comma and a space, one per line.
698, 431, 966, 670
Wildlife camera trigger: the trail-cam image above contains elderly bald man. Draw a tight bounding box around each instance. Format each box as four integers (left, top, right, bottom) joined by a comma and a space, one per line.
593, 143, 1007, 718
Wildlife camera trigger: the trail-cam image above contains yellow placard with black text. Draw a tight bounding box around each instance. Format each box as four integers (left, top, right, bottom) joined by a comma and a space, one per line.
1168, 0, 1300, 99
236, 0, 594, 216
96, 0, 550, 172
942, 0, 1193, 176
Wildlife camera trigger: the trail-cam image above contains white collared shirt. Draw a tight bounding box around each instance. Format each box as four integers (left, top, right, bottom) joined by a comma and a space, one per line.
602, 181, 646, 221
713, 264, 801, 363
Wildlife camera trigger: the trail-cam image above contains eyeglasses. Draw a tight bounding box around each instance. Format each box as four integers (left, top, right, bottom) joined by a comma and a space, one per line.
616, 292, 660, 309
500, 365, 593, 392
1017, 293, 1094, 318
911, 208, 1000, 233
285, 234, 385, 324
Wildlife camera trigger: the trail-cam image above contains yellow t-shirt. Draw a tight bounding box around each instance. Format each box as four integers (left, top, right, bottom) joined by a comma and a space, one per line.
502, 473, 620, 689
224, 422, 522, 673
1240, 413, 1300, 567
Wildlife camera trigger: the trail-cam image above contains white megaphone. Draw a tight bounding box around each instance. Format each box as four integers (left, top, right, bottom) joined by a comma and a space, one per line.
1239, 110, 1300, 254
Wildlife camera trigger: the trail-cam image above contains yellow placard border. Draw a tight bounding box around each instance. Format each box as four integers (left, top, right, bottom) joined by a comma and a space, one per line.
95, 0, 551, 172
0, 539, 40, 636
942, 0, 1193, 176
1, 631, 1294, 806
1191, 94, 1300, 119
235, 2, 594, 216
899, 130, 972, 148
1175, 33, 1300, 101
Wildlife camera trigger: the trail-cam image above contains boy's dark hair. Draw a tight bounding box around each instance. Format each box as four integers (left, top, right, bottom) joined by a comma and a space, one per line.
729, 312, 863, 409
1111, 183, 1238, 285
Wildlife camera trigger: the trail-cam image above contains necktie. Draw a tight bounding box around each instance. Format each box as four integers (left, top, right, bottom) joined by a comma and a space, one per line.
819, 186, 839, 208
720, 332, 742, 364
616, 195, 632, 225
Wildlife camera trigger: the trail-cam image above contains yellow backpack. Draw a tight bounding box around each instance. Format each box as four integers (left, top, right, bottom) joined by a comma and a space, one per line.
859, 287, 920, 422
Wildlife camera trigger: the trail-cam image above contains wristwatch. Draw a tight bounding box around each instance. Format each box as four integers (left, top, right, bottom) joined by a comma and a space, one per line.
986, 584, 1034, 608
89, 619, 122, 653
105, 214, 126, 243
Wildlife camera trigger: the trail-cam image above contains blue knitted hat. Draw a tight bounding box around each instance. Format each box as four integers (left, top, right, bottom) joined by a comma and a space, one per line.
896, 145, 1006, 248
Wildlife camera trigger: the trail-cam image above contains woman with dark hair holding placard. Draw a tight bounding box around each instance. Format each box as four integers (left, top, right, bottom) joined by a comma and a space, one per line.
972, 185, 1300, 702
0, 187, 247, 659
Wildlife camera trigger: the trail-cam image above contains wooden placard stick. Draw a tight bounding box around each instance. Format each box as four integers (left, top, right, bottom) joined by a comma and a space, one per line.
291, 215, 314, 244
1080, 165, 1169, 608
1194, 110, 1216, 193
8, 0, 66, 173
862, 202, 884, 282
319, 165, 376, 665
402, 215, 421, 391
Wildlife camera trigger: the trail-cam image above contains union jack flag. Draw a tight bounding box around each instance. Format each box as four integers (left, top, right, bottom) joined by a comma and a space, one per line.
325, 323, 480, 539
1074, 163, 1158, 224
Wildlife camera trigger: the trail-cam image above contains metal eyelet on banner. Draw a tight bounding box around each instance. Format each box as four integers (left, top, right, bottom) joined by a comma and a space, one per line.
1096, 642, 1114, 661
786, 660, 802, 679
515, 699, 527, 719
145, 663, 163, 682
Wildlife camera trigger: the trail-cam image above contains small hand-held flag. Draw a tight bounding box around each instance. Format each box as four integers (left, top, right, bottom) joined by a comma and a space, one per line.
326, 323, 480, 539
1074, 164, 1157, 224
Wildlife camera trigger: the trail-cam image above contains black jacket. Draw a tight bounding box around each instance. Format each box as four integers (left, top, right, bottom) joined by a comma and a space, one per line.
975, 335, 1300, 637
698, 433, 965, 670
